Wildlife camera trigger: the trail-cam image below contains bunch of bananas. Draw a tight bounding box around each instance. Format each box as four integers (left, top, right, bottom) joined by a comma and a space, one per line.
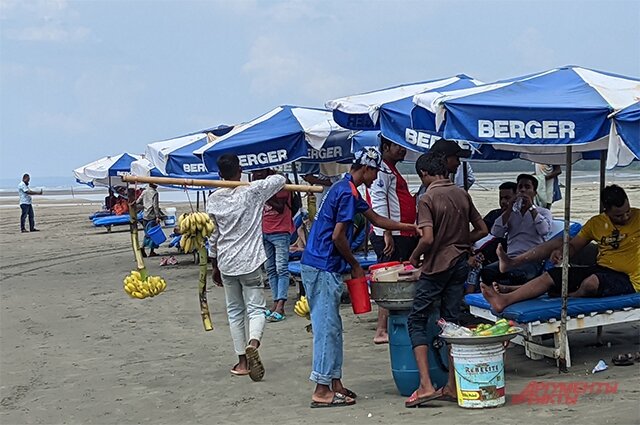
123, 270, 167, 299
294, 296, 311, 320
178, 212, 215, 253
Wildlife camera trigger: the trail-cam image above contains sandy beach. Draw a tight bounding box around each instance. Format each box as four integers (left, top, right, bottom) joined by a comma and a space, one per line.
1, 181, 639, 424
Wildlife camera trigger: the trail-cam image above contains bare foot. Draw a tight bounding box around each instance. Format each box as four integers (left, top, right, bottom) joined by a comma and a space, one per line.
497, 244, 513, 273
373, 332, 389, 345
493, 282, 517, 294
480, 283, 508, 313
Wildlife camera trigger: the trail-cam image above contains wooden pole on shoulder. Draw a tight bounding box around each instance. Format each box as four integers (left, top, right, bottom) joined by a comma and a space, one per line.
122, 174, 324, 193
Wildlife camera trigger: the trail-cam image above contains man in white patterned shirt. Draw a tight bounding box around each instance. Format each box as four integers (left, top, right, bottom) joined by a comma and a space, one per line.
207, 154, 286, 382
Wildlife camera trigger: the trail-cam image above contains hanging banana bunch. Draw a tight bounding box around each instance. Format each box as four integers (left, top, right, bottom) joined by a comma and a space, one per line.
177, 211, 216, 331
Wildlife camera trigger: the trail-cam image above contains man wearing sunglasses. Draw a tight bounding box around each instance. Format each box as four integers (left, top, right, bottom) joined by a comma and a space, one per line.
481, 185, 639, 313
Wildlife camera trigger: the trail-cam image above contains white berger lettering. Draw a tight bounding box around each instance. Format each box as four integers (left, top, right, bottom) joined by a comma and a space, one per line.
183, 163, 207, 173
238, 150, 288, 167
405, 129, 440, 149
307, 146, 342, 160
478, 120, 575, 139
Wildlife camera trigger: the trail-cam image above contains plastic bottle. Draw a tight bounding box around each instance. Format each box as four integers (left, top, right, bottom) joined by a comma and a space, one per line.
465, 253, 484, 289
437, 318, 473, 337
512, 197, 523, 212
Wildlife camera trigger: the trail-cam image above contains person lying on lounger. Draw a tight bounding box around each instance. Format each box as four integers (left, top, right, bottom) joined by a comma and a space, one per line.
481, 185, 639, 313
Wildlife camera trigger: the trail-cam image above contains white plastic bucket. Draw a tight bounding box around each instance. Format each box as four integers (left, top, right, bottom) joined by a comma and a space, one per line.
451, 342, 506, 408
164, 207, 177, 227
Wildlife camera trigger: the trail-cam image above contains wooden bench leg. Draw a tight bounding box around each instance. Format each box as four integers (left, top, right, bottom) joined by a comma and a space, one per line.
596, 326, 604, 346
525, 336, 545, 360
554, 331, 571, 368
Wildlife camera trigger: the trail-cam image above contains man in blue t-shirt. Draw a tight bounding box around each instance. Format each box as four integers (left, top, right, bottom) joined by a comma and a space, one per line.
301, 147, 417, 408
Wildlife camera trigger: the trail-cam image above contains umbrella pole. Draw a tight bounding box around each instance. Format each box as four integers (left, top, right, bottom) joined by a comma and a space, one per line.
599, 150, 607, 213
558, 146, 572, 373
463, 162, 469, 191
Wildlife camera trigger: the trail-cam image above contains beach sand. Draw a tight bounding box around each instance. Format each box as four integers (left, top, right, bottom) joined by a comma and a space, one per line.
1, 182, 639, 424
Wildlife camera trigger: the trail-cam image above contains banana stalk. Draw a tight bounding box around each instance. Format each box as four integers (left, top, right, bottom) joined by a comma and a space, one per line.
198, 245, 213, 331
128, 188, 148, 281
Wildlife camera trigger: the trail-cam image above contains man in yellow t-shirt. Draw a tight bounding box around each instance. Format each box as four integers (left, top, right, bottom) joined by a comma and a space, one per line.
482, 185, 639, 313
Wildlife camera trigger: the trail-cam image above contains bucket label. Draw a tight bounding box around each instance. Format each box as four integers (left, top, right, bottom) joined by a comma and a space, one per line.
455, 359, 505, 406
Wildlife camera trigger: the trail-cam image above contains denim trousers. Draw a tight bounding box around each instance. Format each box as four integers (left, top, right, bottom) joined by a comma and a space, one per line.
300, 264, 343, 386
221, 267, 267, 355
408, 254, 469, 348
20, 204, 35, 231
263, 232, 290, 301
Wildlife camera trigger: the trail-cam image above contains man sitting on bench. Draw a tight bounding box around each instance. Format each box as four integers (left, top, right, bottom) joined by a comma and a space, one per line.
481, 185, 639, 313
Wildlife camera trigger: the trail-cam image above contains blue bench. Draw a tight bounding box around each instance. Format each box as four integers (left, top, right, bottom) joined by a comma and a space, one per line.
465, 292, 640, 367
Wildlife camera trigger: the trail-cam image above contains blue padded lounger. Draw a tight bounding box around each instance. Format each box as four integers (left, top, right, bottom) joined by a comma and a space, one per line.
465, 292, 640, 367
93, 211, 143, 230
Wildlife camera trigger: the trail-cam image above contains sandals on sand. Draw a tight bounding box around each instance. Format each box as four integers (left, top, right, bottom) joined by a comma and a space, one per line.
338, 388, 357, 399
245, 345, 265, 382
230, 364, 249, 376
267, 312, 286, 322
405, 389, 443, 408
310, 392, 356, 408
612, 353, 636, 366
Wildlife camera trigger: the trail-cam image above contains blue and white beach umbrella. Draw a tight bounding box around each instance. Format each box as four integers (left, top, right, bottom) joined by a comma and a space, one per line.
326, 75, 483, 148
145, 129, 231, 179
195, 106, 356, 172
610, 101, 640, 165
412, 66, 640, 167
73, 153, 141, 187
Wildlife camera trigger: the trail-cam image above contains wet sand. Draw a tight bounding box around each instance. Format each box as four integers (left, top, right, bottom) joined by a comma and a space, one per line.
1, 182, 639, 424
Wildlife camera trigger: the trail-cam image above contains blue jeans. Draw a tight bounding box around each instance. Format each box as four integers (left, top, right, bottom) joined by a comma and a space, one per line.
263, 233, 290, 301
300, 264, 343, 386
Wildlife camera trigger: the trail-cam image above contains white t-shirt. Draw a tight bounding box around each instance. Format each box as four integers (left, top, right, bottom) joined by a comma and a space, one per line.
18, 182, 32, 205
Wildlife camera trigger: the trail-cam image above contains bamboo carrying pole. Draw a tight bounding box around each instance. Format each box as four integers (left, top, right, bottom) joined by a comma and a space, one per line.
122, 175, 324, 193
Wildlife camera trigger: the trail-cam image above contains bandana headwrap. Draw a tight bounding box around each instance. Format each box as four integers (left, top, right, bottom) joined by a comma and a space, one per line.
353, 147, 382, 169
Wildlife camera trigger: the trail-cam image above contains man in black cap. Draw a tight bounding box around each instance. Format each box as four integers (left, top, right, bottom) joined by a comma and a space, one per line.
415, 140, 473, 209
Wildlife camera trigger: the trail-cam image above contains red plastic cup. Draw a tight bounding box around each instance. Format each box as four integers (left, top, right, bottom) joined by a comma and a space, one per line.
345, 277, 372, 314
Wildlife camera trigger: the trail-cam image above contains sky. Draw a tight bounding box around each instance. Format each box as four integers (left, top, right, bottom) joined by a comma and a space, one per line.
0, 0, 639, 181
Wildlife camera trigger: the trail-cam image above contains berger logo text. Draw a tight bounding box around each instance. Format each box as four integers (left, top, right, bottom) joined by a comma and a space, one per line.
478, 120, 575, 139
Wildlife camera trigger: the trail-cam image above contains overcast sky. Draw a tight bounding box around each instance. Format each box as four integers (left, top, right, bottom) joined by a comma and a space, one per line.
1, 0, 638, 180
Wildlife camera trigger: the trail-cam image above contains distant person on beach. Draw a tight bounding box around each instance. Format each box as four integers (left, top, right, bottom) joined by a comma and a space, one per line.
134, 183, 163, 257
480, 174, 552, 287
405, 152, 487, 408
369, 136, 417, 345
207, 154, 286, 382
18, 173, 42, 233
534, 163, 562, 209
482, 185, 639, 312
300, 147, 417, 408
252, 168, 294, 323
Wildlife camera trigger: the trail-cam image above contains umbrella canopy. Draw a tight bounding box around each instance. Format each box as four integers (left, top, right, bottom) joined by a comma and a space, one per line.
413, 65, 640, 166
130, 158, 214, 191
326, 75, 482, 146
610, 101, 640, 164
194, 106, 356, 172
145, 131, 226, 179
73, 153, 141, 187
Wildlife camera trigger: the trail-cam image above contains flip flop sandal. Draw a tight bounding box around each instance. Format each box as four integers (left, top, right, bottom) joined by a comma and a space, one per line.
267, 312, 286, 322
436, 394, 458, 403
310, 392, 356, 408
159, 257, 168, 266
264, 310, 272, 317
245, 346, 265, 382
612, 354, 635, 366
338, 388, 357, 399
405, 389, 443, 408
229, 364, 249, 376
